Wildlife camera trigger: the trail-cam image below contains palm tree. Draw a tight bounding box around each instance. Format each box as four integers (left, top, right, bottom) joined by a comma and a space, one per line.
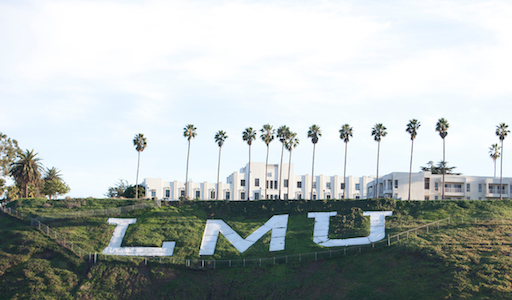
406, 119, 421, 200
243, 127, 257, 200
286, 132, 299, 199
9, 149, 43, 198
496, 123, 510, 200
489, 144, 501, 178
183, 124, 197, 199
260, 124, 276, 200
214, 130, 228, 200
436, 118, 449, 199
371, 123, 387, 199
339, 124, 353, 199
308, 124, 321, 200
133, 133, 147, 199
277, 125, 290, 200
44, 167, 63, 182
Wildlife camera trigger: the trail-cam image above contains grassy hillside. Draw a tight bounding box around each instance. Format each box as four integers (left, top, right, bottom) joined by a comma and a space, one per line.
2, 198, 512, 299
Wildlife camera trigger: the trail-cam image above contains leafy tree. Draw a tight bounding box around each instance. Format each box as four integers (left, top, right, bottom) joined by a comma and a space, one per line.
42, 178, 70, 200
0, 132, 21, 177
214, 130, 228, 200
420, 161, 460, 175
242, 127, 257, 200
436, 118, 449, 199
406, 119, 421, 200
123, 185, 145, 199
5, 185, 19, 201
308, 124, 321, 200
277, 125, 290, 200
9, 149, 43, 198
105, 179, 129, 198
44, 167, 63, 182
339, 124, 353, 199
183, 124, 197, 198
285, 132, 299, 199
260, 124, 276, 200
489, 143, 501, 178
371, 123, 387, 199
133, 133, 147, 199
0, 178, 5, 198
496, 123, 510, 200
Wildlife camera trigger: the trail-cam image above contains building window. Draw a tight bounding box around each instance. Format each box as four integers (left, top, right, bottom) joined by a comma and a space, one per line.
241, 192, 245, 200
394, 180, 398, 188
425, 178, 430, 189
269, 181, 273, 189
255, 178, 260, 187
326, 182, 331, 189
274, 181, 278, 189
255, 192, 260, 200
355, 195, 360, 199
151, 190, 156, 197
195, 190, 201, 199
467, 183, 470, 192
297, 194, 302, 200
284, 179, 288, 188
180, 190, 185, 196
225, 191, 230, 200
478, 184, 482, 193
165, 190, 170, 198
326, 194, 331, 199
435, 182, 439, 191
241, 180, 246, 187
313, 182, 317, 189
355, 183, 360, 190
297, 181, 302, 188
435, 195, 438, 200
313, 194, 317, 200
341, 183, 345, 189
425, 196, 429, 200
284, 193, 288, 200
211, 190, 216, 199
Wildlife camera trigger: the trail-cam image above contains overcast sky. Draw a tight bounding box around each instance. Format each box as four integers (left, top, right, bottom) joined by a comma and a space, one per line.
1, 0, 512, 198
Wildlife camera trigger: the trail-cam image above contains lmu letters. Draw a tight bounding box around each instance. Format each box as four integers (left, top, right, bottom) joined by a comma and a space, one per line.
102, 211, 392, 257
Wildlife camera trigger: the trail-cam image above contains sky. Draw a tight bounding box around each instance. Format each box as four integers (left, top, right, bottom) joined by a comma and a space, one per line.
1, 0, 512, 198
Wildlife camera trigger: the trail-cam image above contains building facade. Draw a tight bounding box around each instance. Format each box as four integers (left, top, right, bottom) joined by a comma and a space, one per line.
143, 163, 512, 201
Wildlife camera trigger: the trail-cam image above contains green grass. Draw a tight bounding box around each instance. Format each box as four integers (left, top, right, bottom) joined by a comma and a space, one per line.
3, 198, 512, 299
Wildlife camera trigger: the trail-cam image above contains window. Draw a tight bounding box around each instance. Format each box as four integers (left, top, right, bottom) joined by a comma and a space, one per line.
313, 182, 317, 189
326, 194, 331, 199
211, 190, 216, 199
394, 180, 398, 188
297, 194, 302, 200
355, 183, 360, 190
284, 179, 288, 188
274, 181, 277, 189
225, 191, 230, 200
255, 178, 260, 187
355, 195, 360, 199
326, 182, 331, 189
165, 190, 170, 198
435, 182, 439, 191
284, 193, 288, 200
425, 196, 429, 200
180, 190, 185, 196
341, 183, 345, 189
424, 178, 430, 189
241, 192, 245, 200
254, 192, 259, 200
297, 181, 302, 188
151, 190, 156, 197
241, 180, 246, 187
313, 194, 317, 200
270, 195, 274, 199
435, 195, 438, 200
467, 183, 470, 192
195, 190, 201, 199
269, 181, 273, 189
478, 184, 482, 193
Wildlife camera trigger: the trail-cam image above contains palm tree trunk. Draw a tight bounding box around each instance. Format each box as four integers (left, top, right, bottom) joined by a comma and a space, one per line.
311, 144, 316, 200
376, 141, 380, 199
248, 145, 251, 201
185, 140, 191, 198
343, 141, 348, 199
135, 151, 140, 199
279, 143, 284, 200
288, 149, 293, 199
408, 139, 414, 201
265, 145, 269, 200
442, 138, 445, 200
216, 146, 222, 200
500, 140, 504, 200
494, 159, 497, 178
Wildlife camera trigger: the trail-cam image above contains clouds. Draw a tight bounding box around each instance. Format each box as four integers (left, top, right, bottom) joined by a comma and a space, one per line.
1, 0, 511, 197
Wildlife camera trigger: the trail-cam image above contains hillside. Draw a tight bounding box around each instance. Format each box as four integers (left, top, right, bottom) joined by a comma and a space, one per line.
1, 198, 512, 299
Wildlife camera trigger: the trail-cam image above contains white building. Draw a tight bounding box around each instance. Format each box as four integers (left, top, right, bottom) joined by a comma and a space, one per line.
143, 162, 374, 200
143, 163, 512, 201
367, 171, 512, 200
